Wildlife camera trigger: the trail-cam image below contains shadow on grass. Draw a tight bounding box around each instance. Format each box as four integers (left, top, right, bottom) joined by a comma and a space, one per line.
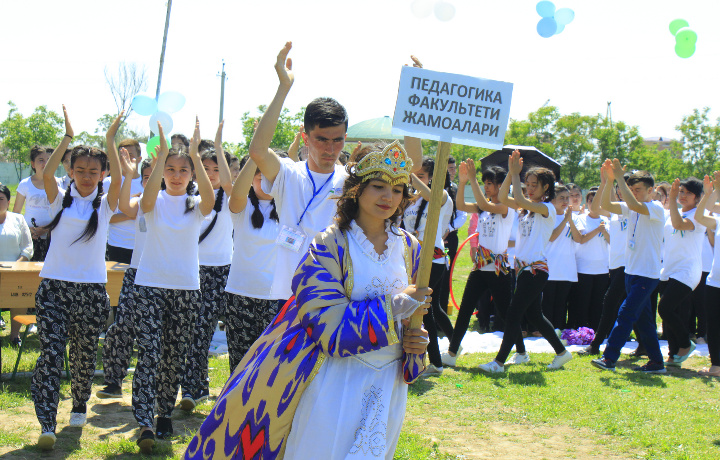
2, 425, 83, 460
89, 402, 136, 440
408, 377, 437, 396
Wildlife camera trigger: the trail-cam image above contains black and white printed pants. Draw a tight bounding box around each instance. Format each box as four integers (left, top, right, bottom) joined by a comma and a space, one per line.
31, 279, 110, 433
102, 267, 137, 388
224, 293, 280, 372
132, 285, 198, 428
182, 264, 230, 397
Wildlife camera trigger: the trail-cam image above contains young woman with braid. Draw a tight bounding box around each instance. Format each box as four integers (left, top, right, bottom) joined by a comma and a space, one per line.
479, 150, 572, 373
223, 151, 284, 372
132, 120, 216, 452
32, 107, 123, 450
181, 122, 235, 411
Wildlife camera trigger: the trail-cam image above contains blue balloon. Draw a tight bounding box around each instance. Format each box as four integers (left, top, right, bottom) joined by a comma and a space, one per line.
555, 22, 565, 35
149, 111, 173, 134
537, 17, 557, 38
157, 91, 186, 114
554, 8, 574, 26
536, 1, 555, 18
131, 95, 158, 116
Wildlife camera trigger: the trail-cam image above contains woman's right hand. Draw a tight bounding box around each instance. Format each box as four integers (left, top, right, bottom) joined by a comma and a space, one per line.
403, 284, 432, 305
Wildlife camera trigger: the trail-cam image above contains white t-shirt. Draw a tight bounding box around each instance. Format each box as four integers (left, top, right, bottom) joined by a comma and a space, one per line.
198, 189, 233, 266
16, 177, 54, 228
129, 203, 148, 270
507, 214, 519, 262
261, 158, 348, 300
575, 214, 610, 275
0, 212, 33, 261
514, 202, 557, 265
475, 208, 516, 272
545, 214, 578, 282
660, 207, 705, 289
225, 199, 280, 299
403, 192, 453, 265
608, 213, 628, 270
706, 217, 720, 289
40, 185, 114, 283
702, 231, 713, 273
107, 176, 144, 249
134, 191, 205, 290
619, 201, 665, 279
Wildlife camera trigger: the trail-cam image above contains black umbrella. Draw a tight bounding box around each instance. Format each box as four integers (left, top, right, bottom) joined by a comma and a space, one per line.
480, 145, 561, 182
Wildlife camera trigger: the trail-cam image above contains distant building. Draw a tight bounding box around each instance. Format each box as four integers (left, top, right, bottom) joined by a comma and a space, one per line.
644, 137, 676, 151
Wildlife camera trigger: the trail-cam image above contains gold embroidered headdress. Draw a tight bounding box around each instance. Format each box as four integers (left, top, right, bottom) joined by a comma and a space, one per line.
354, 140, 413, 186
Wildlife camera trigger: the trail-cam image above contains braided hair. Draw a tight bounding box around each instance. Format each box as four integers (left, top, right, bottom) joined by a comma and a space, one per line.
160, 148, 197, 214
44, 146, 107, 244
239, 154, 280, 229
198, 149, 233, 243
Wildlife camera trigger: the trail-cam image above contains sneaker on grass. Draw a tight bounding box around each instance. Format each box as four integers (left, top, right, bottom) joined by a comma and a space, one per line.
548, 351, 572, 369
68, 412, 87, 427
179, 393, 196, 411
577, 345, 600, 356
422, 364, 444, 377
137, 429, 155, 454
156, 417, 174, 439
633, 361, 667, 374
37, 432, 56, 450
507, 352, 530, 365
478, 360, 504, 374
195, 388, 210, 403
96, 384, 122, 399
591, 357, 616, 372
440, 352, 457, 367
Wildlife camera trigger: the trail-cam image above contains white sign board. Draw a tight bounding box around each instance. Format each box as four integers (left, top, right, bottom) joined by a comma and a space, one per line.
392, 67, 513, 149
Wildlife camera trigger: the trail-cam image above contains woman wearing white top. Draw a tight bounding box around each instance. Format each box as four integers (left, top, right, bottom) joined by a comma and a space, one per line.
479, 150, 571, 373
0, 184, 33, 345
223, 152, 284, 372
658, 177, 705, 367
13, 145, 53, 261
132, 120, 215, 451
402, 156, 454, 375
31, 107, 122, 450
181, 123, 235, 410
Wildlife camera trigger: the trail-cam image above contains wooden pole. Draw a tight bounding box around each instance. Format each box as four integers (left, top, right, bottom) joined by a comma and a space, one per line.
409, 141, 452, 331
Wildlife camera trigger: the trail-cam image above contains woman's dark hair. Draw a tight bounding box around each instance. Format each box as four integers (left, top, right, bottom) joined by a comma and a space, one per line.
412, 156, 456, 233
171, 133, 190, 148
585, 186, 599, 203
44, 146, 107, 244
525, 166, 556, 203
554, 183, 569, 196
335, 142, 412, 232
139, 159, 153, 177
0, 184, 10, 201
198, 149, 233, 243
29, 145, 48, 173
680, 177, 703, 200
481, 166, 507, 185
160, 148, 196, 214
238, 154, 282, 229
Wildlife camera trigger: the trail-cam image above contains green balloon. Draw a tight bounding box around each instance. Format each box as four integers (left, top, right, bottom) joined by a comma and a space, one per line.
669, 18, 689, 36
676, 28, 698, 45
675, 42, 696, 59
146, 135, 170, 158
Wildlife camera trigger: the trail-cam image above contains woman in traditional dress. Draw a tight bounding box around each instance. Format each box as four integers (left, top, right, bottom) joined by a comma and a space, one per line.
185, 140, 431, 460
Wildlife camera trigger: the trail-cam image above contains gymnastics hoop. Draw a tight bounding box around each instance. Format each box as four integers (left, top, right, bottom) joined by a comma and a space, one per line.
449, 232, 478, 310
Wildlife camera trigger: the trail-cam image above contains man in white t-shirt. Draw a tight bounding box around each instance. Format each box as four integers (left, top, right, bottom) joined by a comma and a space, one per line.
106, 138, 144, 263
250, 43, 422, 303
592, 161, 666, 374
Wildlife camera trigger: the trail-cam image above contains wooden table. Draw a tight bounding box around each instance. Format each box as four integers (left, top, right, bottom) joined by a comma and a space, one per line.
0, 261, 128, 308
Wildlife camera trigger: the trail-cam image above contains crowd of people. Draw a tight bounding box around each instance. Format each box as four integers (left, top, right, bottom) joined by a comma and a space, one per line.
1, 43, 718, 459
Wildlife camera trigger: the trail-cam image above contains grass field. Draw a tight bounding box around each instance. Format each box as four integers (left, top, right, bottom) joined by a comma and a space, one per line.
2, 192, 720, 459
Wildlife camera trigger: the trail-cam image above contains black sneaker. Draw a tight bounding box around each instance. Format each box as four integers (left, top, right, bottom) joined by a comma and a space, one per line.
577, 345, 600, 356
179, 393, 196, 411
96, 384, 122, 399
195, 388, 210, 403
591, 357, 616, 372
155, 417, 173, 439
137, 429, 155, 454
633, 361, 667, 374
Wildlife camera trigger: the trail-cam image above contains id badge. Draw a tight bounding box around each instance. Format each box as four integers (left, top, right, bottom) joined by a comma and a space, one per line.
277, 225, 306, 253
138, 216, 147, 233
628, 239, 635, 250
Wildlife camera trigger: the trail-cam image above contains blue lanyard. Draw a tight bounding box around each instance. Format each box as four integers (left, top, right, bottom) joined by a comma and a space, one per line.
296, 162, 335, 226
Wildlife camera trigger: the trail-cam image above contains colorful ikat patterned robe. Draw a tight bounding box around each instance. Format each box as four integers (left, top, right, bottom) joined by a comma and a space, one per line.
185, 225, 425, 460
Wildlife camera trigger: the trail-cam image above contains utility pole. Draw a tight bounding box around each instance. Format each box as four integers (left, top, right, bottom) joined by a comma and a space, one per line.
218, 60, 227, 123
155, 0, 173, 101
606, 101, 613, 128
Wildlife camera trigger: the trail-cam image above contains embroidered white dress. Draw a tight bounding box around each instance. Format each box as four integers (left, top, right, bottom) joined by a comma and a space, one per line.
284, 222, 410, 460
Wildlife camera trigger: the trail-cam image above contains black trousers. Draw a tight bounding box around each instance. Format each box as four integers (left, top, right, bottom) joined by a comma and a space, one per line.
705, 285, 720, 366
542, 280, 572, 329
439, 231, 459, 311
107, 244, 133, 264
570, 273, 610, 330
690, 272, 709, 338
658, 278, 693, 357
424, 263, 454, 367
591, 267, 627, 349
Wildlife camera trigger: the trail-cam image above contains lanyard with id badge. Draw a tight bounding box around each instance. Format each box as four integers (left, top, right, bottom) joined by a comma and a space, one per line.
628, 213, 640, 250
277, 163, 335, 252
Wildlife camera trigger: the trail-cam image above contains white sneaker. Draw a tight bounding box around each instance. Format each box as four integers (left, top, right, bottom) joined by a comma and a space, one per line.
68, 412, 87, 427
37, 432, 56, 450
441, 352, 457, 367
423, 364, 444, 376
478, 360, 505, 373
507, 352, 530, 365
548, 351, 572, 369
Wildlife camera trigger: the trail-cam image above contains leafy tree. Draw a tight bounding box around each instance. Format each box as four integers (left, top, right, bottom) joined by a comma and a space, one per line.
74, 113, 146, 150
553, 113, 597, 186
0, 101, 63, 180
592, 119, 643, 166
675, 107, 720, 177
236, 105, 304, 158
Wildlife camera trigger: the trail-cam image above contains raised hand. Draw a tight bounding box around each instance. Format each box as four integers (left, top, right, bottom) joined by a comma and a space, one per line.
565, 206, 573, 221
189, 117, 201, 159
508, 150, 523, 176
466, 158, 478, 182
703, 174, 713, 194
351, 141, 363, 159
275, 42, 294, 88
215, 120, 224, 154
156, 122, 170, 160
107, 110, 125, 139
409, 55, 423, 68
669, 178, 680, 201
713, 171, 720, 191
119, 147, 139, 177
600, 162, 608, 184
602, 159, 615, 181
610, 158, 625, 181
458, 161, 469, 183
62, 104, 74, 139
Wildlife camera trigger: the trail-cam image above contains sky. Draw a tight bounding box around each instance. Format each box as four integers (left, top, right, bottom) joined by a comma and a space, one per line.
1, 0, 718, 147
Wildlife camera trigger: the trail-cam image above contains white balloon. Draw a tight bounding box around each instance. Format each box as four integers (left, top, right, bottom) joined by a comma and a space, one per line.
434, 1, 456, 22
411, 0, 433, 18
149, 111, 173, 135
